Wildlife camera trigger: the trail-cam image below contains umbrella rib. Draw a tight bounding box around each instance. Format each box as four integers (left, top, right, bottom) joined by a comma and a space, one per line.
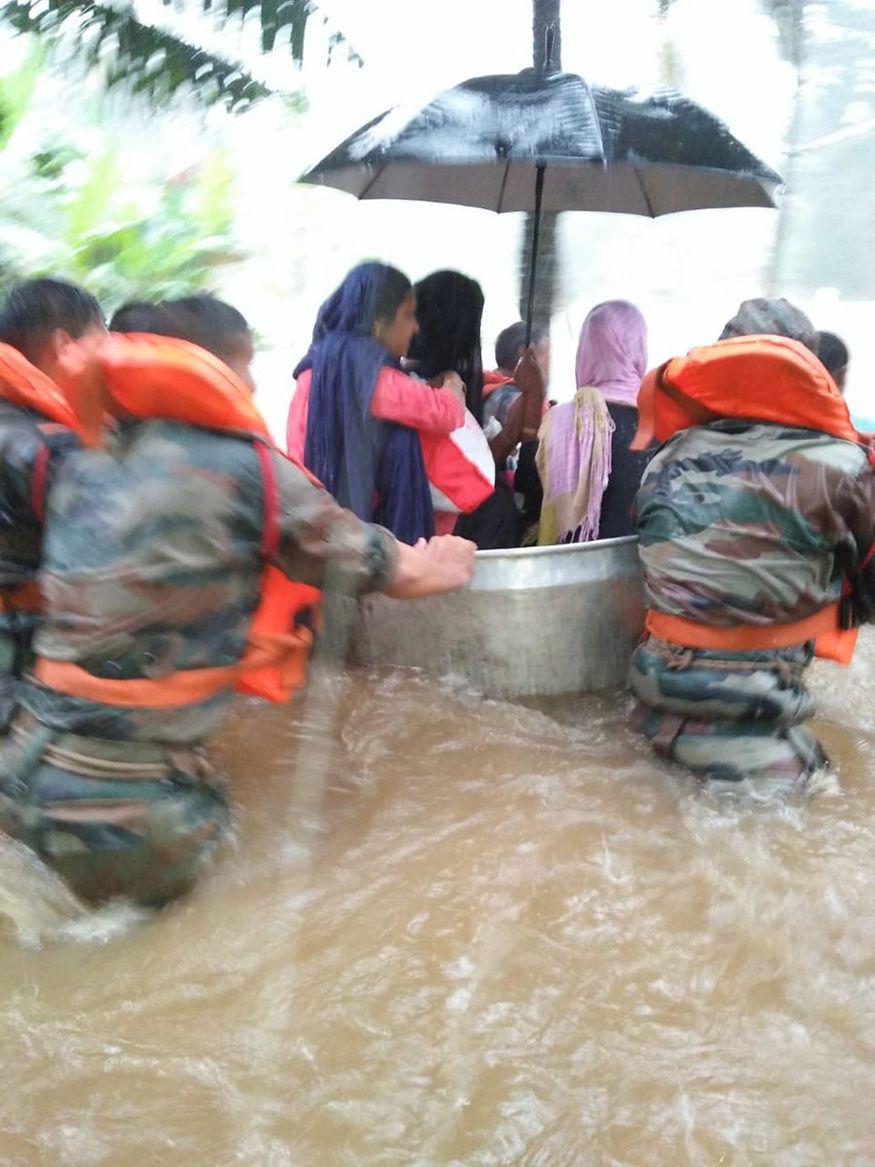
636, 166, 657, 218
496, 160, 511, 213
358, 162, 388, 200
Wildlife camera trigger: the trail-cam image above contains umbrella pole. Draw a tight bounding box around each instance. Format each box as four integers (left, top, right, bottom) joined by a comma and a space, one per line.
524, 163, 546, 347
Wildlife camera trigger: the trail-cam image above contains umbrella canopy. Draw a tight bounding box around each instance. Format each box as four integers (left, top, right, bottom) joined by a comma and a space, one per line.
302, 69, 782, 216
301, 67, 782, 341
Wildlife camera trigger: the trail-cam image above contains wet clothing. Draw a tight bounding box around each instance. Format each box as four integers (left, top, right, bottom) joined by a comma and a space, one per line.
631, 419, 875, 782
0, 716, 228, 906
483, 373, 544, 543
2, 419, 397, 902
630, 640, 825, 784
536, 396, 649, 543
537, 301, 648, 545
0, 401, 78, 731
537, 388, 613, 544
295, 264, 435, 543
291, 372, 493, 538
24, 420, 396, 742
453, 479, 520, 549
598, 403, 651, 539
286, 367, 464, 462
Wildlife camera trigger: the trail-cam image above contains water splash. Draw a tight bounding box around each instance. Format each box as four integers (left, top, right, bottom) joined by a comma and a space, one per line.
0, 837, 149, 947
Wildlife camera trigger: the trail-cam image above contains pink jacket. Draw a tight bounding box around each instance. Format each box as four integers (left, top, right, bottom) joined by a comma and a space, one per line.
286, 367, 464, 461
288, 368, 494, 534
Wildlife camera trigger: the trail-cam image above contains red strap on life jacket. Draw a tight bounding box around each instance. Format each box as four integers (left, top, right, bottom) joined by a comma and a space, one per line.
232, 440, 322, 703
36, 338, 325, 706
30, 445, 49, 523
254, 439, 280, 561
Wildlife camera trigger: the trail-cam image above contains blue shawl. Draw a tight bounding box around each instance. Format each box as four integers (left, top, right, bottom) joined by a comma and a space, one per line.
296, 263, 434, 544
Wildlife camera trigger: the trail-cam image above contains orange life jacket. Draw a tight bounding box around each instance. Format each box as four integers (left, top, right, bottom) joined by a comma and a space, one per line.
0, 342, 81, 432
632, 335, 871, 666
38, 333, 322, 706
632, 335, 860, 449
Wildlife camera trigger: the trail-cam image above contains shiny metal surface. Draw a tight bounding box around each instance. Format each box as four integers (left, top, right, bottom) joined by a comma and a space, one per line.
345, 536, 644, 697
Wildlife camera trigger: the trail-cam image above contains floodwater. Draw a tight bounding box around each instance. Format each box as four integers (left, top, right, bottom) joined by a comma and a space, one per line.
1, 634, 874, 1166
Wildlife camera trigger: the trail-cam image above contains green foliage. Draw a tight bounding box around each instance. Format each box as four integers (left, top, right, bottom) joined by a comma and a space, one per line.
0, 52, 244, 311
2, 2, 269, 111
10, 148, 241, 310
1, 1, 360, 111
0, 39, 40, 149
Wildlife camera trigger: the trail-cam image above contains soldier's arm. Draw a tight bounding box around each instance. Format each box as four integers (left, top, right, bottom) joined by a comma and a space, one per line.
835, 460, 875, 621
271, 451, 475, 598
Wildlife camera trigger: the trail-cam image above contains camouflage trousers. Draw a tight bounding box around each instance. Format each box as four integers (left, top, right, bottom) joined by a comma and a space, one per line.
629, 637, 827, 785
0, 718, 230, 906
0, 619, 35, 735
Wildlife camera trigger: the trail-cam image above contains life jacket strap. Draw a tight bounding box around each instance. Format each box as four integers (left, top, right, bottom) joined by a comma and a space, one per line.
32, 627, 315, 710
645, 604, 856, 666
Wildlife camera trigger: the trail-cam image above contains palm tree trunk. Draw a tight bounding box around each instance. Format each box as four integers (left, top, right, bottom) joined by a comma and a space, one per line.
656, 0, 683, 88
766, 0, 806, 293
518, 0, 562, 332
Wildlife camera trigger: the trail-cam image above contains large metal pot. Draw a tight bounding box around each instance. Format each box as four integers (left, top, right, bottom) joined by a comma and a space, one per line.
332, 535, 644, 698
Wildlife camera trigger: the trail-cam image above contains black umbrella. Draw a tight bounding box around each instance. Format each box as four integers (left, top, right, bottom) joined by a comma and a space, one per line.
302, 68, 782, 340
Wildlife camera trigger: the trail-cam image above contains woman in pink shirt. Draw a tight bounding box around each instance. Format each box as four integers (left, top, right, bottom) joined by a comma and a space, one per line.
289, 262, 496, 541
287, 269, 464, 467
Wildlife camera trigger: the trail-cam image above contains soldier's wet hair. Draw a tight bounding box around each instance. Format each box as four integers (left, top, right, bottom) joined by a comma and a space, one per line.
109, 297, 251, 361
109, 301, 167, 334
156, 295, 251, 361
495, 321, 547, 372
136, 294, 256, 391
0, 278, 104, 365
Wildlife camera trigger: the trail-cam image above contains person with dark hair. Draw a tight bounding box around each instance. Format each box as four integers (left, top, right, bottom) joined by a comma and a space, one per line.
629, 297, 875, 788
287, 262, 468, 543
0, 277, 103, 370
408, 272, 546, 547
111, 295, 255, 393
484, 320, 550, 429
108, 301, 165, 334
0, 278, 104, 731
1, 295, 475, 906
409, 270, 487, 422
160, 296, 255, 392
481, 320, 552, 542
816, 330, 849, 393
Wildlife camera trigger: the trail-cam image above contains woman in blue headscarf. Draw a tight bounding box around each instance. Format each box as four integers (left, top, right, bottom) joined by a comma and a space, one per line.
290, 263, 466, 544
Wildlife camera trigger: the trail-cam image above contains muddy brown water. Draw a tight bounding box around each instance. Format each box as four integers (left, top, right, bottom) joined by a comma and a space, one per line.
1, 632, 874, 1166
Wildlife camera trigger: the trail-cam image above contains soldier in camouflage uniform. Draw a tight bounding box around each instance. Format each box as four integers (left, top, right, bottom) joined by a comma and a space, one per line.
0, 296, 475, 905
0, 280, 104, 732
630, 299, 875, 786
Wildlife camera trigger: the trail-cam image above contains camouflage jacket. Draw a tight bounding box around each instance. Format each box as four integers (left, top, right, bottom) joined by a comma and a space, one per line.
635, 420, 875, 627
0, 401, 78, 642
23, 420, 397, 743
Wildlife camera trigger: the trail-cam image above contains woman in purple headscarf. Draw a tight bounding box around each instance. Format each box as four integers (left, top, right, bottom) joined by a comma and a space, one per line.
536, 300, 649, 543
